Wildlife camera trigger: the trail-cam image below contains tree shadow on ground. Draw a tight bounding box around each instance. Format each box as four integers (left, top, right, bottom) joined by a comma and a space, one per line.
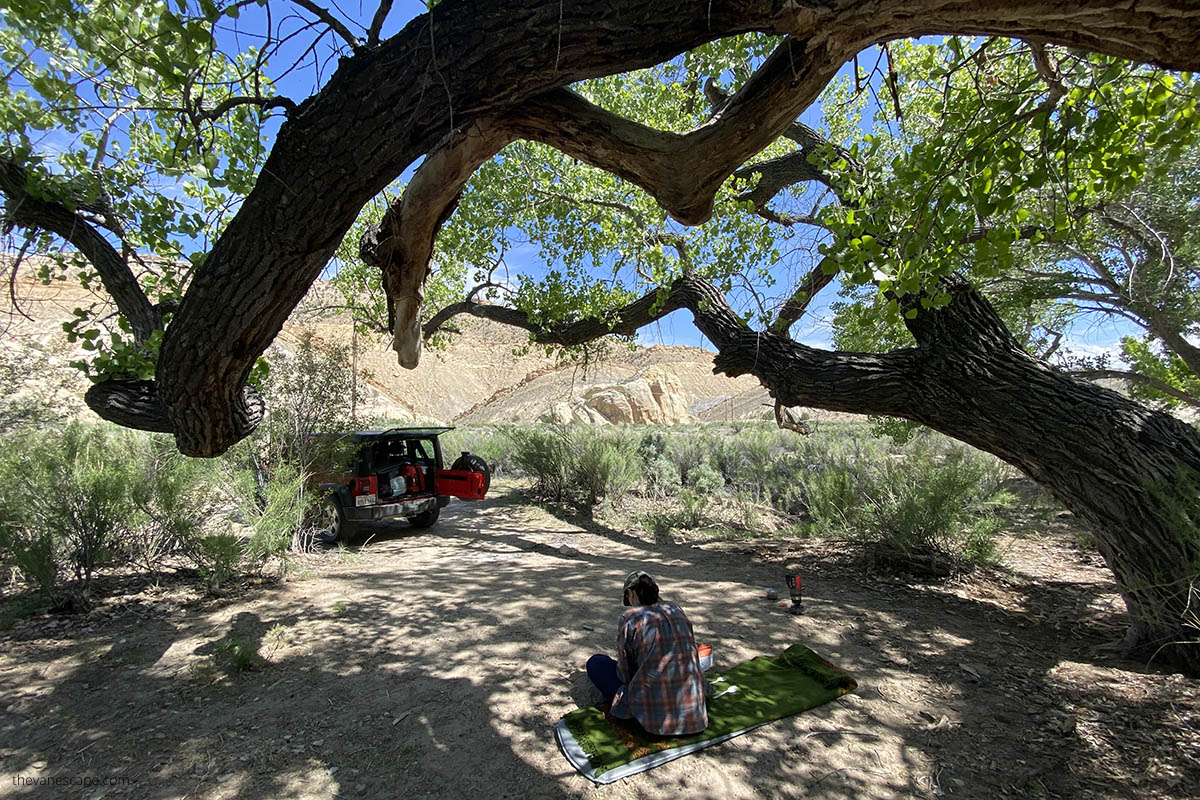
0, 488, 1195, 799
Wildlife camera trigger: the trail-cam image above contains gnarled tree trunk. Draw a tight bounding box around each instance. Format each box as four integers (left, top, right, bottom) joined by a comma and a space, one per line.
678, 275, 1200, 673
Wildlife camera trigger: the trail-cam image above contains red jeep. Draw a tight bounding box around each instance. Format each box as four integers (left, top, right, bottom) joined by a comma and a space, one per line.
311, 427, 490, 543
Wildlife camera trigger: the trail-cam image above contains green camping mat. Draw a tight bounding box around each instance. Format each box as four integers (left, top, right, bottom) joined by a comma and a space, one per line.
555, 643, 857, 784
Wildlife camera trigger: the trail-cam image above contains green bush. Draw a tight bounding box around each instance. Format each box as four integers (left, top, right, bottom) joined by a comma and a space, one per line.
640, 510, 675, 541
687, 461, 725, 495
127, 436, 222, 576
508, 425, 643, 508
0, 526, 57, 605
216, 635, 262, 672
441, 425, 519, 477
643, 454, 682, 498
852, 443, 1013, 571
803, 464, 861, 533
716, 427, 775, 498
577, 434, 641, 505
676, 489, 708, 528
508, 426, 574, 502
239, 464, 311, 568
196, 533, 244, 592
637, 431, 669, 462
0, 345, 70, 432
0, 425, 143, 608
664, 432, 709, 486
258, 331, 365, 472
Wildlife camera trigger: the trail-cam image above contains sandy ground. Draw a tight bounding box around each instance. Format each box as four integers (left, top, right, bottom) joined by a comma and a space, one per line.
1, 483, 1197, 800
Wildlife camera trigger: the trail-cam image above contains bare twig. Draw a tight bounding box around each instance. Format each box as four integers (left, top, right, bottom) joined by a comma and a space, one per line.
289, 0, 360, 50
192, 95, 297, 123
6, 234, 36, 323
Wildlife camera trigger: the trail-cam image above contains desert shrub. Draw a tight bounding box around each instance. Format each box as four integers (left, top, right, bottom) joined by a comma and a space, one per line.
852, 443, 1012, 572
717, 427, 776, 498
577, 433, 642, 505
664, 432, 709, 486
127, 436, 223, 576
195, 533, 244, 592
0, 525, 57, 605
676, 489, 709, 528
508, 425, 643, 508
216, 634, 262, 672
803, 464, 861, 533
441, 425, 518, 477
687, 461, 725, 495
0, 424, 305, 603
735, 490, 761, 530
754, 448, 808, 513
641, 510, 675, 540
0, 425, 144, 608
240, 465, 311, 568
637, 431, 668, 462
643, 454, 682, 498
771, 481, 809, 517
508, 426, 574, 502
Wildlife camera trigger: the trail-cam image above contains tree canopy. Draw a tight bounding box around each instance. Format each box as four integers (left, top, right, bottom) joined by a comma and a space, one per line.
1, 0, 1197, 454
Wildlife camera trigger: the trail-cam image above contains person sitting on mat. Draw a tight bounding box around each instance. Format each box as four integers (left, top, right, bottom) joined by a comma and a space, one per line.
586, 570, 710, 737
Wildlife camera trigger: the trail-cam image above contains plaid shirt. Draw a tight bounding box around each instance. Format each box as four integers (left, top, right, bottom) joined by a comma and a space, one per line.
611, 601, 709, 736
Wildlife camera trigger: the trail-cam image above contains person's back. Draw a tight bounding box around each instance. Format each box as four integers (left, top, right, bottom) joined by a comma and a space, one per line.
586, 571, 709, 737
613, 599, 708, 736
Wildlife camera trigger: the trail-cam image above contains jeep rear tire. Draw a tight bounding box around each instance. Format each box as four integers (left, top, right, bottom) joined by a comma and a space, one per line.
317, 496, 359, 544
407, 507, 440, 529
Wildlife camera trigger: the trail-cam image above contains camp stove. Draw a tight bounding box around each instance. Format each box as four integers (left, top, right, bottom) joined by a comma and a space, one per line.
784, 573, 805, 614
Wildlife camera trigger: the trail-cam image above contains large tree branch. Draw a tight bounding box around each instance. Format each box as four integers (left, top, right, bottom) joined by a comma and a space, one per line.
84, 380, 264, 436
150, 0, 1200, 454
734, 150, 836, 212
732, 118, 858, 214
366, 0, 394, 47
676, 272, 922, 416
427, 270, 924, 418
507, 37, 854, 226
423, 282, 692, 347
0, 158, 160, 342
770, 263, 838, 335
359, 114, 515, 367
364, 35, 861, 366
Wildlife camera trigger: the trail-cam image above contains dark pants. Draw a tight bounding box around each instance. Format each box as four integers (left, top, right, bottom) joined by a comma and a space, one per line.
586, 653, 622, 702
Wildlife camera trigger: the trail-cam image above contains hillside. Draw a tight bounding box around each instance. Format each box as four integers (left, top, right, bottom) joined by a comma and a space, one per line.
0, 261, 857, 427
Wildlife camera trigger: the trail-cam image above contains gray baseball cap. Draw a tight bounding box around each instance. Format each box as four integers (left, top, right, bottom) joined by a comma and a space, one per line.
622, 570, 653, 605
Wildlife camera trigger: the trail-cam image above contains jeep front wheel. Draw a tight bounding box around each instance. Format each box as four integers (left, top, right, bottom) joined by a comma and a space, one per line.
407, 507, 440, 529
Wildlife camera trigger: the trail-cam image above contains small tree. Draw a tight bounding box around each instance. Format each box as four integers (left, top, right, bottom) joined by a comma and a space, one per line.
257, 331, 363, 474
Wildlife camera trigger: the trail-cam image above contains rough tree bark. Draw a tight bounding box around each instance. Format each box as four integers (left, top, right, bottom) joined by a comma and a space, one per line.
694, 274, 1200, 672
77, 0, 1196, 456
